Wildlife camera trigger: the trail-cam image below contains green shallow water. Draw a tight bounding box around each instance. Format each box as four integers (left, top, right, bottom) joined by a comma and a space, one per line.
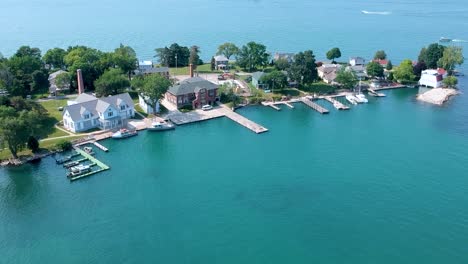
1, 86, 468, 263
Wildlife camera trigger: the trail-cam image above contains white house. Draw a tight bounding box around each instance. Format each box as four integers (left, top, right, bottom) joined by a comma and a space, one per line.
273, 52, 295, 63
63, 93, 135, 133
213, 55, 229, 70
138, 94, 160, 114
48, 70, 69, 94
138, 60, 153, 71
419, 69, 447, 88
317, 64, 342, 84
349, 57, 366, 66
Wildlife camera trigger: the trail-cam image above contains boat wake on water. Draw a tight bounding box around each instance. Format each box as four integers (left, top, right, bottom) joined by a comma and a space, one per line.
361, 10, 392, 15
452, 39, 468, 43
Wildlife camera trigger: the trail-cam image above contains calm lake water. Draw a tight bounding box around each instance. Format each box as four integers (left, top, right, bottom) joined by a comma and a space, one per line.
1, 0, 468, 263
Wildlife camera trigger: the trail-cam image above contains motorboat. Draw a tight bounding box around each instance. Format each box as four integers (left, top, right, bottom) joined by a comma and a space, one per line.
111, 129, 138, 139
83, 146, 95, 155
67, 164, 92, 177
355, 93, 368, 103
439, 37, 452, 43
63, 160, 80, 168
148, 121, 175, 131
345, 94, 358, 105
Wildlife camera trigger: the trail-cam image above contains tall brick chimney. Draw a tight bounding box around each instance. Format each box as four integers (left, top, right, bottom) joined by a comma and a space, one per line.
77, 69, 85, 94
189, 64, 194, 78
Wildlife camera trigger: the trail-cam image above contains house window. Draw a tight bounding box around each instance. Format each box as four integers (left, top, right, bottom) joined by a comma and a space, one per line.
84, 114, 90, 119
108, 112, 113, 117
209, 90, 214, 96
120, 105, 125, 110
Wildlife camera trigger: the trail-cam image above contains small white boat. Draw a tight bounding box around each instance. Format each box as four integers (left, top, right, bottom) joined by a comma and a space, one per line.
355, 93, 368, 103
345, 94, 358, 105
148, 121, 175, 131
439, 37, 452, 43
68, 164, 92, 177
83, 146, 95, 155
112, 129, 138, 139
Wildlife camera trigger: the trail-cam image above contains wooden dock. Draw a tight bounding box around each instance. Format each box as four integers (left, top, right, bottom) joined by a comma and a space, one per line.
220, 107, 268, 134
299, 98, 329, 114
324, 96, 350, 110
261, 102, 281, 111
367, 89, 386, 97
70, 147, 110, 181
93, 141, 109, 152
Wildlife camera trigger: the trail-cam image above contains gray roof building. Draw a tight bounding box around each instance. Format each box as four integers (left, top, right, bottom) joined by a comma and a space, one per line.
167, 77, 218, 96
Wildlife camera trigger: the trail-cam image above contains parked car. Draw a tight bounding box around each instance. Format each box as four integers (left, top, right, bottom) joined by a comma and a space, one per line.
202, 105, 213, 111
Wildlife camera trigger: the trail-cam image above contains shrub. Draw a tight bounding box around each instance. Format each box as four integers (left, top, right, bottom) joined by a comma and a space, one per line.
27, 136, 40, 153
56, 140, 72, 151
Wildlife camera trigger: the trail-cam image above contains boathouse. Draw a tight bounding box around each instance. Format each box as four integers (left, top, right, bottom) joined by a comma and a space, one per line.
164, 76, 218, 109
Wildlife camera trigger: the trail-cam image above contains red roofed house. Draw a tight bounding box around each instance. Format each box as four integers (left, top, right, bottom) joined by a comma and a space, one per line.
372, 59, 388, 67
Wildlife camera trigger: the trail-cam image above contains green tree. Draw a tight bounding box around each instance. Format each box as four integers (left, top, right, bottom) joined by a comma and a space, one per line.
386, 60, 393, 71
326, 47, 341, 63
288, 50, 318, 86
56, 140, 72, 151
31, 70, 49, 92
65, 46, 105, 91
94, 68, 129, 96
216, 42, 240, 60
132, 74, 172, 113
374, 50, 387, 60
7, 46, 43, 95
418, 43, 445, 69
236, 42, 269, 72
335, 68, 358, 89
155, 43, 190, 67
260, 70, 288, 91
437, 46, 464, 74
43, 48, 67, 69
27, 136, 39, 153
443, 76, 458, 88
0, 115, 29, 158
366, 62, 384, 79
274, 58, 290, 71
55, 72, 71, 91
113, 44, 137, 80
394, 59, 416, 84
189, 45, 201, 68
210, 57, 215, 71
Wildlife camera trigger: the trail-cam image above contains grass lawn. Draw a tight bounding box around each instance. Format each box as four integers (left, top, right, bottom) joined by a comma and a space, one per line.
0, 135, 82, 160
170, 63, 223, 75
46, 127, 69, 138
134, 104, 148, 119
39, 98, 69, 121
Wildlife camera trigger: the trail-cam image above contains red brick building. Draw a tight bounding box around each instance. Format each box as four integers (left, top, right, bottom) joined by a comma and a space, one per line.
165, 77, 219, 109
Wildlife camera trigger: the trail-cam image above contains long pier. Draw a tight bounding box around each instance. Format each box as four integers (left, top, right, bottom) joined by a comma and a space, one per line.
262, 101, 281, 111
324, 96, 350, 110
221, 107, 268, 134
368, 89, 386, 97
93, 141, 109, 152
70, 147, 110, 181
299, 98, 329, 114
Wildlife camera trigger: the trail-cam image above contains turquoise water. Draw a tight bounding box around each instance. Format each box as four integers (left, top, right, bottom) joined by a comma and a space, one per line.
2, 0, 468, 263
1, 84, 468, 263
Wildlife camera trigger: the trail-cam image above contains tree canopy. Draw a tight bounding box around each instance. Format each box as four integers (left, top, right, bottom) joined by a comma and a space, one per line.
216, 43, 239, 60
94, 68, 129, 97
386, 60, 393, 71
374, 50, 387, 60
155, 43, 190, 67
236, 42, 269, 72
366, 62, 384, 79
43, 48, 67, 69
274, 58, 290, 71
132, 74, 172, 113
189, 45, 201, 68
335, 68, 358, 89
65, 46, 105, 91
437, 46, 464, 74
326, 48, 341, 62
6, 46, 44, 95
112, 44, 137, 80
394, 59, 416, 84
260, 70, 288, 90
418, 43, 445, 69
287, 50, 318, 86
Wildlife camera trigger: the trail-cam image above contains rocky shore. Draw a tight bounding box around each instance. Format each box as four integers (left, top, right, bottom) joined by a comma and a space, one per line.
417, 88, 459, 105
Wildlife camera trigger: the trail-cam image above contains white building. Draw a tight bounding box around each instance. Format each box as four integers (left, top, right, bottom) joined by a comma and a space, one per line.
138, 60, 153, 71
63, 93, 135, 133
349, 57, 366, 66
317, 64, 342, 84
138, 94, 159, 114
48, 70, 69, 94
419, 69, 447, 88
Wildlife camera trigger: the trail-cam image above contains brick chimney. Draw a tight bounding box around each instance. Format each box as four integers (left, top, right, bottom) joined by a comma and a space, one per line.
77, 69, 85, 94
189, 64, 194, 78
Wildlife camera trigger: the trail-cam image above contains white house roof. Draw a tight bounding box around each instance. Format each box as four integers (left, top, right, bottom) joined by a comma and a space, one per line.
421, 69, 439, 75
75, 93, 98, 103
139, 60, 153, 66
48, 70, 68, 81
214, 55, 228, 61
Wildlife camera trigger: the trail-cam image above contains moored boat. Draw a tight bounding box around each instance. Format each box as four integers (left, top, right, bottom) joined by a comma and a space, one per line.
111, 129, 138, 139
83, 146, 95, 155
439, 37, 452, 43
67, 164, 92, 177
355, 93, 369, 103
148, 121, 175, 132
345, 94, 358, 105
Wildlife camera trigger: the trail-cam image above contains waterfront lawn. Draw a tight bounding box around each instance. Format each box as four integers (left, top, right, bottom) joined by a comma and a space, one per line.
134, 105, 148, 119
170, 63, 223, 75
46, 128, 69, 138
301, 82, 338, 94
39, 98, 69, 121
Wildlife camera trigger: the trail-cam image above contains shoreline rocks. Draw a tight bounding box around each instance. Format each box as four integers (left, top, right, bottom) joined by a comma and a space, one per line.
416, 88, 459, 105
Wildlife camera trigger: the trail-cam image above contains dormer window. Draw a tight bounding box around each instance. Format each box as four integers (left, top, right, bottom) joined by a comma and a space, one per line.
120, 105, 125, 110
108, 111, 113, 117
84, 114, 90, 119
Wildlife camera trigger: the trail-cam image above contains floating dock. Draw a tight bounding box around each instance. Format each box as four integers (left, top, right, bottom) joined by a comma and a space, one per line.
299, 98, 329, 114
368, 89, 386, 97
69, 147, 110, 181
261, 102, 281, 111
93, 141, 109, 152
324, 96, 350, 110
